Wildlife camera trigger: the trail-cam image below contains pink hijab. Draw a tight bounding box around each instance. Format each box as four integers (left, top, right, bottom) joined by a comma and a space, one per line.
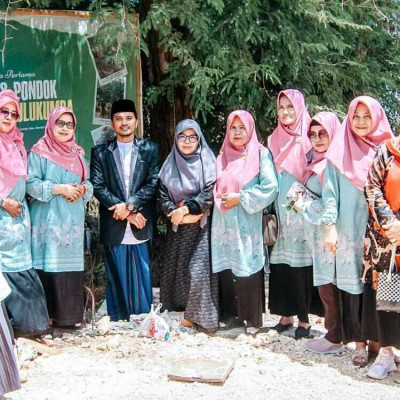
268, 89, 311, 181
214, 110, 265, 212
326, 96, 394, 191
31, 107, 87, 181
302, 111, 340, 186
0, 90, 27, 199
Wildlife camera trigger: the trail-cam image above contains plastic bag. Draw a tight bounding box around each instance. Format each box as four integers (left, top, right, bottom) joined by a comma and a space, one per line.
138, 304, 170, 340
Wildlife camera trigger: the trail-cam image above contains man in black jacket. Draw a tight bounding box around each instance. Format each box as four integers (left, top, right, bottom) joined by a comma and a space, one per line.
90, 99, 160, 321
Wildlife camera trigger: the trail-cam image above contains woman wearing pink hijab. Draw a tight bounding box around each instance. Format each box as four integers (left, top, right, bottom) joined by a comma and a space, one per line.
0, 89, 49, 338
27, 107, 93, 328
294, 112, 347, 354
268, 89, 319, 339
305, 96, 393, 365
211, 110, 278, 331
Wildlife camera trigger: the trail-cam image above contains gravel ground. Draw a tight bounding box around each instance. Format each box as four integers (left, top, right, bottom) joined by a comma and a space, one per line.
7, 289, 400, 400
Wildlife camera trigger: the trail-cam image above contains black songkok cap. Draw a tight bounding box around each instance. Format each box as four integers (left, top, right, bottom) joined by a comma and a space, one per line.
111, 99, 137, 119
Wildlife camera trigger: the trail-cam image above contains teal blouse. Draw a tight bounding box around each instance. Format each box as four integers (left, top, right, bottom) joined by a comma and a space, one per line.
270, 171, 313, 267
0, 178, 33, 273
302, 162, 366, 294
27, 152, 93, 273
301, 174, 336, 287
211, 150, 278, 277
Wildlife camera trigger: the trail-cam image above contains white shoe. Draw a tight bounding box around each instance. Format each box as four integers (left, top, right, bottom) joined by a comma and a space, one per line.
304, 337, 345, 354
367, 348, 397, 380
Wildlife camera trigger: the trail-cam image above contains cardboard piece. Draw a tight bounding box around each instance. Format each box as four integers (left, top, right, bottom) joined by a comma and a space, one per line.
168, 358, 234, 384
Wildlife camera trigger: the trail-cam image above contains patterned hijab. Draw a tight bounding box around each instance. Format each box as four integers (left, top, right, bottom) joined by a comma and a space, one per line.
302, 111, 340, 185
159, 119, 216, 227
268, 89, 311, 181
31, 106, 87, 181
214, 110, 265, 212
326, 96, 394, 191
0, 89, 27, 199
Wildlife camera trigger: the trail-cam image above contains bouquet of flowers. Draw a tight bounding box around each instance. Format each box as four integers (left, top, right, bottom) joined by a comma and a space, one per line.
284, 181, 320, 213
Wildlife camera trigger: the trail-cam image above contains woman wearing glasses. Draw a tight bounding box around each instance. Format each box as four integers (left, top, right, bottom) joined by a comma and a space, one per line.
0, 89, 49, 337
212, 110, 278, 332
303, 97, 393, 365
27, 106, 93, 328
159, 119, 219, 333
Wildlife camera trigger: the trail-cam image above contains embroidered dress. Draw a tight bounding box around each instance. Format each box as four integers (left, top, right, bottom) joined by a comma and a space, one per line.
213, 109, 278, 328
211, 150, 278, 277
303, 162, 367, 294
0, 178, 49, 337
301, 174, 335, 286
0, 179, 31, 272
270, 171, 312, 267
27, 153, 93, 273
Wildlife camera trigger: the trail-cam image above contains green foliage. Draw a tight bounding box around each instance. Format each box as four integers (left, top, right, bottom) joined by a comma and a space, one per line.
140, 0, 400, 137
17, 0, 400, 143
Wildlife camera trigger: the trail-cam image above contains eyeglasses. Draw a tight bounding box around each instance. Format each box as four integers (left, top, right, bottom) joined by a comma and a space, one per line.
55, 120, 75, 130
0, 108, 19, 120
309, 131, 329, 141
177, 134, 198, 143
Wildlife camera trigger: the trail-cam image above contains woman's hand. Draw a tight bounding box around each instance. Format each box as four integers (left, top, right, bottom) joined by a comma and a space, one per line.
54, 184, 81, 202
73, 183, 87, 197
2, 198, 21, 217
221, 193, 240, 209
181, 214, 204, 224
168, 207, 188, 225
324, 224, 338, 255
293, 193, 304, 213
382, 219, 400, 242
127, 212, 147, 229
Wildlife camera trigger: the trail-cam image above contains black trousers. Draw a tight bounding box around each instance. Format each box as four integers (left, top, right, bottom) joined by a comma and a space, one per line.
219, 269, 264, 328
269, 263, 323, 323
361, 283, 400, 347
318, 283, 362, 344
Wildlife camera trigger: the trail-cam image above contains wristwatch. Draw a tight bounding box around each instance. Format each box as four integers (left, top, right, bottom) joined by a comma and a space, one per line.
126, 202, 136, 212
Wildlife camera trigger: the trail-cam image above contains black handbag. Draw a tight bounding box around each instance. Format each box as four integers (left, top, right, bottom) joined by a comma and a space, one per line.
262, 201, 278, 247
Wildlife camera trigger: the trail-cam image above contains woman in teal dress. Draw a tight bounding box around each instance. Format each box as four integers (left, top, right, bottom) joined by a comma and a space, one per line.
212, 110, 278, 331
268, 89, 320, 339
294, 112, 348, 354
27, 106, 93, 328
301, 97, 393, 364
0, 89, 49, 337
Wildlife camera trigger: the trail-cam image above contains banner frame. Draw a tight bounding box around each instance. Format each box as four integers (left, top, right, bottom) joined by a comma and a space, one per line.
6, 8, 143, 138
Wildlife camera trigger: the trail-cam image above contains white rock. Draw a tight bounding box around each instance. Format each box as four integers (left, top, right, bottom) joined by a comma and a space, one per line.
97, 316, 111, 336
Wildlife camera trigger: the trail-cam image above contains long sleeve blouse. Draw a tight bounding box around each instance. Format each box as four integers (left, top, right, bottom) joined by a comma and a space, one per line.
0, 178, 33, 273
211, 149, 278, 277
363, 141, 400, 278
302, 161, 366, 294
270, 171, 312, 268
27, 152, 93, 273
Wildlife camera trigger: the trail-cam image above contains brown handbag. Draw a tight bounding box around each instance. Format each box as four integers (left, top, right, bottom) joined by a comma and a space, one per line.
262, 212, 278, 246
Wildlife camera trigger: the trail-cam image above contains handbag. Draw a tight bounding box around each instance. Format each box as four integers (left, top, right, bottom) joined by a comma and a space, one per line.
262, 211, 278, 247
376, 244, 400, 313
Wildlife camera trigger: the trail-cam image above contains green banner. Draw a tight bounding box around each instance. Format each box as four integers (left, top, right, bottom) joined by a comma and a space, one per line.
0, 10, 140, 155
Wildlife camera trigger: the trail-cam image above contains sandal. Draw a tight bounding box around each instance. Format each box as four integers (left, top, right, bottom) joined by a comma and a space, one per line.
352, 348, 368, 367
181, 319, 194, 328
